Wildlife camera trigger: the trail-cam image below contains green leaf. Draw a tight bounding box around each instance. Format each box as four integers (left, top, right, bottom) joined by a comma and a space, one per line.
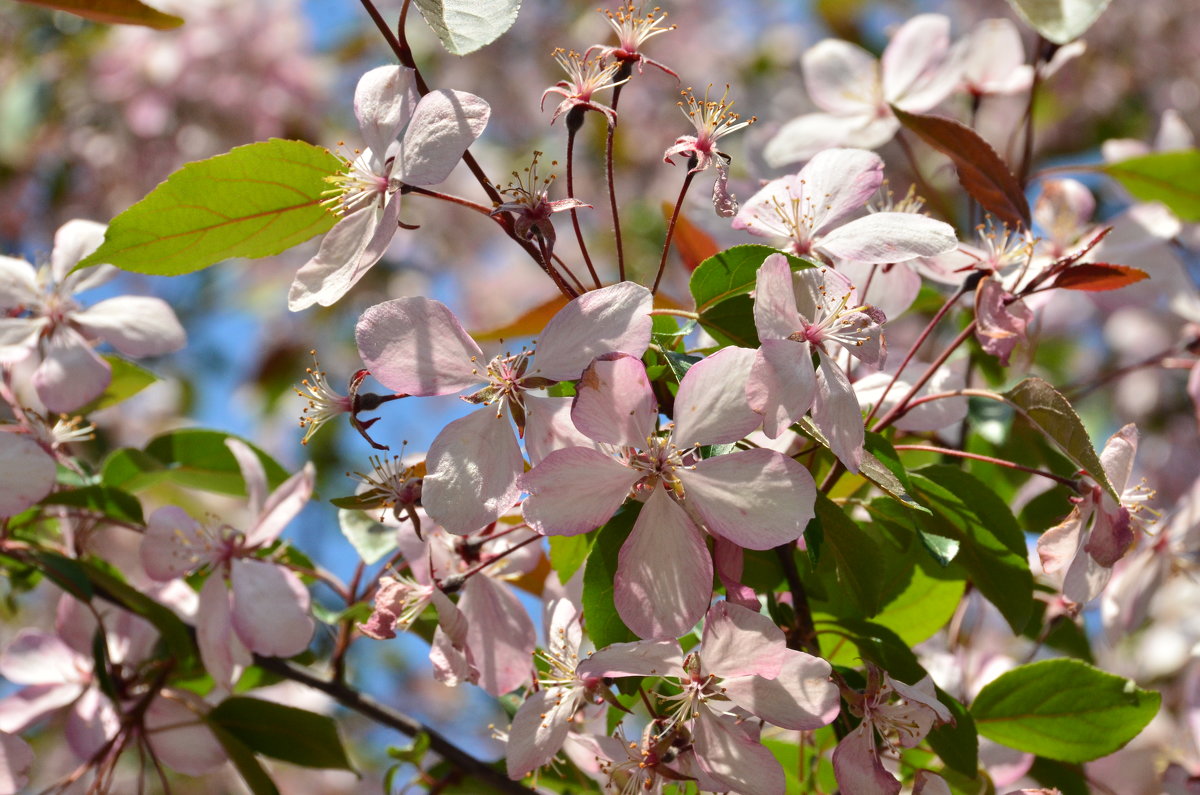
14, 0, 184, 28
1003, 377, 1117, 501
971, 659, 1160, 762
688, 244, 813, 313
29, 551, 93, 601
102, 429, 290, 496
40, 486, 144, 525
1005, 0, 1112, 44
77, 139, 341, 275
209, 697, 355, 771
1102, 149, 1200, 222
80, 560, 195, 663
76, 356, 158, 414
580, 505, 640, 649
812, 493, 885, 616
208, 723, 281, 795
927, 691, 979, 778
697, 293, 759, 348
817, 617, 926, 684
548, 533, 592, 585
336, 509, 397, 566
413, 0, 521, 55
910, 466, 1033, 632
861, 432, 931, 514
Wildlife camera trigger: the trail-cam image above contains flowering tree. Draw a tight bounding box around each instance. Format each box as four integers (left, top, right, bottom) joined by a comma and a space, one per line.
2, 0, 1200, 792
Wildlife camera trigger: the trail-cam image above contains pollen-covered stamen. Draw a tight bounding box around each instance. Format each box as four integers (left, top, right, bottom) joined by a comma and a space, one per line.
296, 350, 353, 445
971, 220, 1035, 274
764, 182, 817, 253
677, 85, 757, 148
624, 433, 687, 499
655, 652, 725, 733
466, 349, 535, 417
788, 278, 878, 350
177, 516, 242, 570
320, 144, 390, 217
869, 181, 927, 215
602, 3, 675, 56
349, 453, 424, 522
551, 48, 627, 99
496, 151, 557, 209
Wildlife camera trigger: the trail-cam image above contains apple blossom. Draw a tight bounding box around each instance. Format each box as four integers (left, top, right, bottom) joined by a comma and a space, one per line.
288, 65, 491, 310
663, 85, 756, 217
542, 49, 626, 128
0, 219, 185, 413
960, 19, 1034, 98
490, 151, 590, 249
356, 281, 652, 535
590, 2, 677, 77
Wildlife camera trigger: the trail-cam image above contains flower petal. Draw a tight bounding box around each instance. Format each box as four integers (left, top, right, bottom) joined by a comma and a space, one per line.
0, 433, 56, 518
576, 639, 683, 680
571, 353, 657, 447
520, 447, 640, 536
0, 684, 83, 734
423, 407, 523, 535
818, 212, 958, 264
196, 575, 251, 691
143, 691, 227, 776
0, 257, 39, 308
532, 282, 653, 382
0, 630, 86, 686
802, 39, 879, 117
396, 90, 490, 186
753, 253, 804, 341
1099, 424, 1138, 496
614, 488, 711, 639
832, 724, 901, 795
72, 296, 185, 357
523, 395, 597, 466
680, 449, 816, 550
747, 339, 817, 439
230, 559, 314, 658
65, 686, 119, 760
459, 574, 535, 696
0, 731, 34, 794
764, 113, 898, 168
505, 687, 574, 778
673, 346, 760, 445
812, 351, 865, 473
244, 463, 315, 548
693, 709, 786, 795
355, 295, 484, 396
881, 14, 954, 108
33, 327, 111, 413
354, 65, 420, 160
803, 148, 886, 234
701, 601, 786, 680
724, 650, 839, 730
288, 193, 401, 310
835, 260, 921, 322
142, 506, 209, 581
50, 220, 108, 285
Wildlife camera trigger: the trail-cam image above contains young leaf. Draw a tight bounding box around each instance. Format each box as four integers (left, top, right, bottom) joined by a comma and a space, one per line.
77, 139, 341, 275
1052, 263, 1149, 291
337, 509, 398, 566
813, 493, 885, 616
102, 429, 291, 496
580, 505, 640, 649
76, 356, 158, 414
972, 659, 1160, 762
1102, 149, 1200, 222
689, 244, 813, 313
1005, 0, 1112, 44
1003, 377, 1118, 501
413, 0, 521, 56
548, 533, 592, 585
207, 723, 281, 795
698, 293, 760, 348
14, 0, 183, 29
891, 107, 1031, 229
208, 697, 356, 771
40, 486, 144, 525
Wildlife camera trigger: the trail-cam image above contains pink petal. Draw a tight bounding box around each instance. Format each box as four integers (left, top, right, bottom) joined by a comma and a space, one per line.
882, 14, 953, 107
0, 318, 42, 362
430, 624, 475, 687
459, 574, 536, 696
520, 447, 640, 536
505, 687, 574, 778
802, 39, 879, 117
1086, 504, 1134, 568
244, 462, 315, 548
763, 112, 898, 168
196, 575, 251, 691
680, 449, 816, 550
142, 506, 208, 581
0, 731, 33, 794
723, 650, 840, 730
812, 351, 865, 473
396, 89, 490, 186
66, 687, 119, 760
747, 339, 817, 439
733, 175, 801, 241
355, 296, 484, 396
794, 267, 858, 325
673, 346, 760, 445
0, 630, 86, 686
49, 220, 107, 284
1063, 548, 1112, 607
712, 537, 759, 610
532, 282, 653, 382
1038, 506, 1086, 576
1099, 424, 1138, 496
523, 395, 597, 465
914, 771, 953, 795
974, 277, 1031, 367
887, 674, 952, 724
571, 354, 657, 447
225, 437, 267, 515
288, 193, 401, 310
614, 488, 712, 639
832, 725, 901, 795
963, 20, 1033, 95
143, 691, 227, 776
354, 65, 419, 160
753, 253, 804, 341
818, 212, 958, 264
693, 709, 786, 795
0, 684, 83, 734
72, 296, 185, 357
0, 256, 39, 307
700, 601, 786, 680
802, 148, 886, 234
422, 408, 523, 535
576, 639, 683, 680
835, 260, 921, 322
33, 327, 110, 413
0, 433, 56, 518
230, 559, 314, 658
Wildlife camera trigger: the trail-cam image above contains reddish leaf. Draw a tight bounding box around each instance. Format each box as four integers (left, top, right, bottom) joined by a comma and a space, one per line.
1053, 263, 1149, 292
470, 295, 570, 341
14, 0, 183, 28
662, 203, 719, 272
892, 106, 1031, 229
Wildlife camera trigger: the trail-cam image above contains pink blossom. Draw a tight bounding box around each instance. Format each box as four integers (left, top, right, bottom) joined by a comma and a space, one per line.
489, 151, 589, 249
764, 15, 961, 166
522, 350, 815, 638
578, 602, 839, 794
0, 430, 57, 518
288, 66, 490, 310
960, 19, 1035, 97
974, 275, 1033, 367
663, 86, 756, 217
0, 220, 185, 413
1038, 424, 1154, 608
732, 149, 957, 267
747, 254, 885, 471
853, 358, 968, 433
356, 281, 652, 535
589, 3, 677, 77
541, 49, 625, 127
0, 732, 32, 795
141, 439, 315, 685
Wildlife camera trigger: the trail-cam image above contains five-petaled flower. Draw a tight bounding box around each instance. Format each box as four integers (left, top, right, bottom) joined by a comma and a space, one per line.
541, 49, 626, 128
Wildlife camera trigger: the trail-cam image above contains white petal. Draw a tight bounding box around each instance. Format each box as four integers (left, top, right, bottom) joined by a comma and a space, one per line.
396, 90, 491, 186
818, 212, 958, 264
0, 257, 39, 308
693, 709, 786, 795
520, 447, 640, 536
802, 148, 885, 234
532, 282, 653, 382
50, 220, 107, 284
802, 39, 879, 117
33, 327, 111, 413
354, 65, 420, 159
0, 434, 56, 518
673, 346, 760, 445
723, 650, 839, 730
422, 408, 523, 535
355, 295, 484, 396
288, 195, 400, 310
230, 559, 314, 658
812, 351, 864, 473
458, 575, 536, 696
73, 296, 185, 357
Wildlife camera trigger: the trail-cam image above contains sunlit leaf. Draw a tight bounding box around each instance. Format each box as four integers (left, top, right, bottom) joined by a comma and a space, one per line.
581, 505, 639, 649
1102, 149, 1200, 222
414, 0, 521, 55
1005, 0, 1112, 44
77, 139, 341, 275
76, 355, 158, 414
14, 0, 183, 29
209, 697, 355, 771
